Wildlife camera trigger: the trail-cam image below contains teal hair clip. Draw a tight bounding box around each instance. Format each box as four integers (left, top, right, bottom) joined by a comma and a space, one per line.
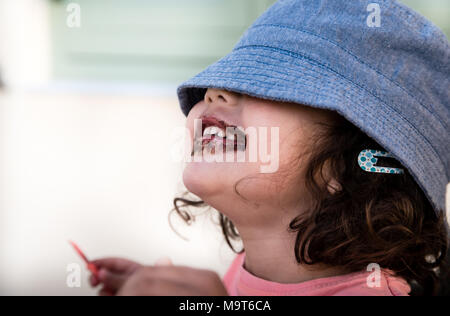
358, 149, 404, 174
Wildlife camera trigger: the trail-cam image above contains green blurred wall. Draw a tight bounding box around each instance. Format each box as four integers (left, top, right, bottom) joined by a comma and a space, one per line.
50, 0, 276, 83
400, 0, 450, 36
50, 0, 450, 84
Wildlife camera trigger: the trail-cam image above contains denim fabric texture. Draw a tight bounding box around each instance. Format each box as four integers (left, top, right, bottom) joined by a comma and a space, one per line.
177, 0, 450, 214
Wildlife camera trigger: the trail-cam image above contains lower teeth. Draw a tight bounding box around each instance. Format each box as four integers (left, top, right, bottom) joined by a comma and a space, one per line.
202, 139, 245, 152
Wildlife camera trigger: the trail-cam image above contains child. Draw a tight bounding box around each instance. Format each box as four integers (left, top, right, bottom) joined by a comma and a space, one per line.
90, 0, 449, 296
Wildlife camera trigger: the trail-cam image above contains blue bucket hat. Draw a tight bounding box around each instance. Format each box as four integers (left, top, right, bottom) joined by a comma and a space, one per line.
177, 0, 450, 214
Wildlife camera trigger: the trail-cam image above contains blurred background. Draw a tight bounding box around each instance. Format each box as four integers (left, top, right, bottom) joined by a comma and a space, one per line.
0, 0, 449, 295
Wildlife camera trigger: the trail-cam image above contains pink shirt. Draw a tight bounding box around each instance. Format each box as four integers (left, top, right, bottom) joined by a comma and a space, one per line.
223, 253, 410, 296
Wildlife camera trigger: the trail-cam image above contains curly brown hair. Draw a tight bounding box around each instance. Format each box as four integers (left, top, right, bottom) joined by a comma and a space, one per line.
171, 111, 449, 296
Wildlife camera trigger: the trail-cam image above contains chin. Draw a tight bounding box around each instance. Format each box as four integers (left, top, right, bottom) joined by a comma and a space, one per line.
183, 159, 266, 204
182, 161, 236, 198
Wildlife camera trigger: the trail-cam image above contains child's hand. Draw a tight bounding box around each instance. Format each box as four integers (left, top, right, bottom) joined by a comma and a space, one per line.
115, 265, 229, 296
89, 257, 142, 296
90, 257, 228, 296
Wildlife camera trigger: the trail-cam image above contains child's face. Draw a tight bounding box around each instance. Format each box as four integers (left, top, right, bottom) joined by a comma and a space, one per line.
183, 88, 337, 226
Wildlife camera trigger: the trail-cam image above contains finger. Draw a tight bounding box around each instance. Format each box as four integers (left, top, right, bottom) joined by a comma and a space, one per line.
89, 274, 100, 287
91, 258, 137, 273
98, 286, 115, 297
98, 268, 128, 291
154, 257, 173, 267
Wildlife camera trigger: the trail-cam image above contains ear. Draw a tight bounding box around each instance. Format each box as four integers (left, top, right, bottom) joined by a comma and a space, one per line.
321, 159, 342, 195
326, 178, 342, 195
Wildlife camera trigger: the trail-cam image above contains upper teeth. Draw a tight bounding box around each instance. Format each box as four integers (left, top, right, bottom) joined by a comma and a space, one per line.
203, 126, 226, 138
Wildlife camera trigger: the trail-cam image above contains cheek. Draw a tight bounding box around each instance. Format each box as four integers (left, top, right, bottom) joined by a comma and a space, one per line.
252, 131, 309, 204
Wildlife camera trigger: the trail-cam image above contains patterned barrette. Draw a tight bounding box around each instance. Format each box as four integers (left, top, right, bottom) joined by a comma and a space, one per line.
358, 149, 404, 174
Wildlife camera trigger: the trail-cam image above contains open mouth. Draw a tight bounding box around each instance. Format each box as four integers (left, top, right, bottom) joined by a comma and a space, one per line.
196, 116, 247, 154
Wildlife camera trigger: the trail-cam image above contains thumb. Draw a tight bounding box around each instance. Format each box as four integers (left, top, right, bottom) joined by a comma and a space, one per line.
154, 257, 173, 267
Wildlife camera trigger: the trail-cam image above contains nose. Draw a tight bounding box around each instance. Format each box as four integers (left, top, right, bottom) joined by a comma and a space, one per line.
204, 88, 240, 107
